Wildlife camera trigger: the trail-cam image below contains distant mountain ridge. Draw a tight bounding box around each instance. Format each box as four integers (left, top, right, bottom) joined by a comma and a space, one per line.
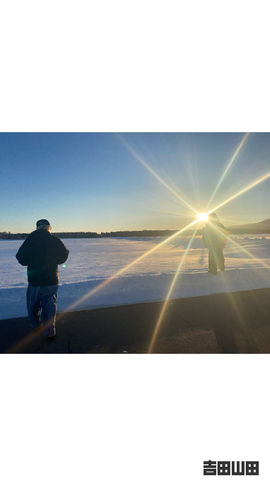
227, 218, 270, 232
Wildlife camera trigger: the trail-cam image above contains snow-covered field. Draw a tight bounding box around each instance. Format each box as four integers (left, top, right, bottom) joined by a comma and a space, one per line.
1, 236, 270, 320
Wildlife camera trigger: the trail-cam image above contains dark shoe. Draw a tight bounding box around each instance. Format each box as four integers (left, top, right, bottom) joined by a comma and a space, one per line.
47, 336, 56, 342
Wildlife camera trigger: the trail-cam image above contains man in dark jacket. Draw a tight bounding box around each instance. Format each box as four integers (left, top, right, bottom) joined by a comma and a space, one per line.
16, 219, 69, 340
202, 213, 227, 275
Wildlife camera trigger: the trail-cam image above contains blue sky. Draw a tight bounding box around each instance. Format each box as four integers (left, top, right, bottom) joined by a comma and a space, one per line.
1, 132, 270, 233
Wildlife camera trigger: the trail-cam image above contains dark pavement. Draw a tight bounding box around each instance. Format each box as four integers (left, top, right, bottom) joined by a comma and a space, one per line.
1, 288, 270, 353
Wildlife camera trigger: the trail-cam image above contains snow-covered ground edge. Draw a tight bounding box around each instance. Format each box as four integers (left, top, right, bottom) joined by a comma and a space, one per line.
1, 267, 270, 320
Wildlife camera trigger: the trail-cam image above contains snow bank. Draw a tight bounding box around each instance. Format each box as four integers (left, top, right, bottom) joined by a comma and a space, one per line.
1, 268, 270, 320
1, 236, 270, 320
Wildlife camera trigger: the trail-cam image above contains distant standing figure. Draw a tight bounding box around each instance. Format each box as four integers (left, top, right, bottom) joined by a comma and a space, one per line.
202, 213, 227, 275
16, 219, 69, 340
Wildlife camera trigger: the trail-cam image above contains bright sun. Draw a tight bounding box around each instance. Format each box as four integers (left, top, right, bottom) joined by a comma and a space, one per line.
197, 213, 208, 221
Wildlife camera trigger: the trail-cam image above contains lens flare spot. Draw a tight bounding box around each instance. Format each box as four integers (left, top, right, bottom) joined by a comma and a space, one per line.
197, 213, 208, 221
62, 264, 66, 267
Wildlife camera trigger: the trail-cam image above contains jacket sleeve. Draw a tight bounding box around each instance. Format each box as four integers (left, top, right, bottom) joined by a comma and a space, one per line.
16, 239, 31, 266
219, 224, 227, 247
54, 238, 69, 264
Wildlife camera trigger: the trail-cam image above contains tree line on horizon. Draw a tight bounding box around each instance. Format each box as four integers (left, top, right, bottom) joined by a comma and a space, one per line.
0, 230, 181, 240
1, 228, 270, 240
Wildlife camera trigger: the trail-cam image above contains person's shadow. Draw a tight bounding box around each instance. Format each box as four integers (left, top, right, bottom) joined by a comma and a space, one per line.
212, 318, 258, 353
211, 293, 259, 353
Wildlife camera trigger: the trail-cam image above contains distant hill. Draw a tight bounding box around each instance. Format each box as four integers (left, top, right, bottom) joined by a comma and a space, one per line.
227, 218, 270, 234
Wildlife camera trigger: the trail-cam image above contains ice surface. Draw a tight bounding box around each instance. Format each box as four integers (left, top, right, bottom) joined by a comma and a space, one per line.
0, 236, 270, 320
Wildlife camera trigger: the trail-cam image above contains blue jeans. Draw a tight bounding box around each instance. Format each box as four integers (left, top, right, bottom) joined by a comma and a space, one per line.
27, 284, 58, 336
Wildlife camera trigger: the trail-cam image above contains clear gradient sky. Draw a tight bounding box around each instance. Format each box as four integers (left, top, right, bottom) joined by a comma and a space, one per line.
1, 132, 270, 233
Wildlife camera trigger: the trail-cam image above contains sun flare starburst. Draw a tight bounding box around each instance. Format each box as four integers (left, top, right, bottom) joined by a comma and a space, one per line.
197, 213, 209, 221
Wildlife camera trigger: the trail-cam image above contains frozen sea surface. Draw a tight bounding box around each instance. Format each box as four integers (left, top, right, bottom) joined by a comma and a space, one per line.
1, 236, 270, 319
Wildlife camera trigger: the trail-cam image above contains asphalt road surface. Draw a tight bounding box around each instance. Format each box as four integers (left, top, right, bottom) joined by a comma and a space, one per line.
1, 288, 270, 353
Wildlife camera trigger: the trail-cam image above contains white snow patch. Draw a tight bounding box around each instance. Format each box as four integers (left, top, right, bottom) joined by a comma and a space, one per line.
1, 236, 270, 320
